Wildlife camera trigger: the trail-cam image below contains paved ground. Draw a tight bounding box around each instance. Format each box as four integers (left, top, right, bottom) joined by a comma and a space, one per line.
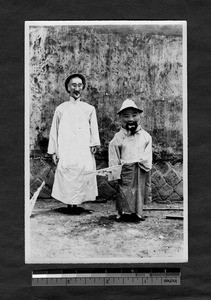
28, 199, 185, 263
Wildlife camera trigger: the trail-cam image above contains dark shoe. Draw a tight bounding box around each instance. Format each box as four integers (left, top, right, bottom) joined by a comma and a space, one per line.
114, 215, 127, 222
130, 213, 146, 222
66, 205, 82, 215
54, 206, 81, 215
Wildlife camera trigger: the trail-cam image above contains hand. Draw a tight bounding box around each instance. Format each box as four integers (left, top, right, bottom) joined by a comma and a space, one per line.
52, 154, 59, 165
90, 146, 99, 154
97, 170, 111, 179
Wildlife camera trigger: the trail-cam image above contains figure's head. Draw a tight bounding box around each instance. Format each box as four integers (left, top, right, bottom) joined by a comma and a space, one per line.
118, 99, 143, 135
65, 73, 86, 99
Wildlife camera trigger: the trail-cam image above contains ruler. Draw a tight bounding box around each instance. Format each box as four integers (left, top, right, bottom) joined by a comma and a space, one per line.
32, 268, 181, 286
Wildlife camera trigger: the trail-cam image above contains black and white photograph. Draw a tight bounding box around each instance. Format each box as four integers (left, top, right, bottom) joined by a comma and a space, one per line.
25, 20, 187, 264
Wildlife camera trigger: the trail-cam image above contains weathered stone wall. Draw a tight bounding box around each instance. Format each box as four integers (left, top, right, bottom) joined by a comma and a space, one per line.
151, 161, 183, 203
30, 159, 183, 204
28, 25, 184, 202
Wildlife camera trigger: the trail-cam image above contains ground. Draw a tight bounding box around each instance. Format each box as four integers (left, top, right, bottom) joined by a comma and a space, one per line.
28, 199, 184, 263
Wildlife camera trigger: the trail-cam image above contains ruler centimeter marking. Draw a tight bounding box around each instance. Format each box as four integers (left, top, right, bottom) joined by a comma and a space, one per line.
32, 268, 181, 286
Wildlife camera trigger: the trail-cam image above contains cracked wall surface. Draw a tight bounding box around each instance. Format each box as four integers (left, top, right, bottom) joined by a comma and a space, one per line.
28, 25, 184, 202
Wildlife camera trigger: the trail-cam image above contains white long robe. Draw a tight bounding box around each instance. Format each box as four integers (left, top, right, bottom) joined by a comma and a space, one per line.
47, 97, 100, 205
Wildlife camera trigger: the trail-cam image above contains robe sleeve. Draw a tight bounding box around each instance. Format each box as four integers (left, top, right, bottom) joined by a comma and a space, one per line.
89, 107, 100, 147
138, 134, 152, 172
47, 108, 61, 156
109, 136, 122, 167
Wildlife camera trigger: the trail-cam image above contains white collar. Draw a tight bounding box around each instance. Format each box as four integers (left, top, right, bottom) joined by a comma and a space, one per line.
69, 96, 81, 103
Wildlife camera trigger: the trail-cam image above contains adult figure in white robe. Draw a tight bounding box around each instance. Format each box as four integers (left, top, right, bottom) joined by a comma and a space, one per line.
109, 99, 152, 222
48, 73, 100, 213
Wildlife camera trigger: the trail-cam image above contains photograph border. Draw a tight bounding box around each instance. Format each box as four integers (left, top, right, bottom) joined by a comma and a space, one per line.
25, 20, 188, 264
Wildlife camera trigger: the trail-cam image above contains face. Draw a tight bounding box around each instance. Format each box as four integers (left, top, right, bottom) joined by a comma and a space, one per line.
68, 77, 84, 99
120, 108, 141, 134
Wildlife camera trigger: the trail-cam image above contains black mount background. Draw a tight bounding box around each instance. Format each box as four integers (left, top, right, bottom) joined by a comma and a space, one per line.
0, 0, 210, 299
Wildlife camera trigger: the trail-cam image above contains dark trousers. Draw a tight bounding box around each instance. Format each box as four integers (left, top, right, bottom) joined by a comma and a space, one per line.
116, 163, 147, 216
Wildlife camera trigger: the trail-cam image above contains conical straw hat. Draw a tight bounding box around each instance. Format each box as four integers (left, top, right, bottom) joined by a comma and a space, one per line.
117, 99, 143, 114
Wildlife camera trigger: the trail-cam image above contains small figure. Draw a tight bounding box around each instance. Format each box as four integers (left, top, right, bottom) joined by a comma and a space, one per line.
109, 99, 152, 222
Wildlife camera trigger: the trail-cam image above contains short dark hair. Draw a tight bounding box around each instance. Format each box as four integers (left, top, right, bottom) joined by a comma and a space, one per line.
65, 73, 86, 93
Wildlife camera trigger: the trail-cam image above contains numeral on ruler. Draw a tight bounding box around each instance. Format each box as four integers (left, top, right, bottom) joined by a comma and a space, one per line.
32, 276, 180, 286
32, 268, 181, 286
